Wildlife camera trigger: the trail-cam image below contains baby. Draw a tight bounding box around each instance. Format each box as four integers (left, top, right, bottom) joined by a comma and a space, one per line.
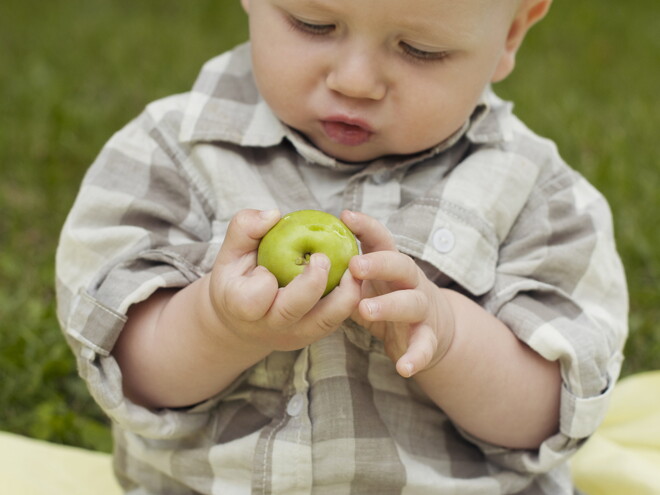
56, 0, 628, 493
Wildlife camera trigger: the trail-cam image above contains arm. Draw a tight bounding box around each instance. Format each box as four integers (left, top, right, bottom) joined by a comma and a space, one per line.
114, 209, 361, 409
114, 276, 266, 409
343, 210, 560, 450
413, 289, 560, 449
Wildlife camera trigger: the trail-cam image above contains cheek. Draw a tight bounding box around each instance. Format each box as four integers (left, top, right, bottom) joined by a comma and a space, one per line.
251, 44, 316, 117
396, 94, 462, 148
252, 51, 290, 111
404, 76, 484, 140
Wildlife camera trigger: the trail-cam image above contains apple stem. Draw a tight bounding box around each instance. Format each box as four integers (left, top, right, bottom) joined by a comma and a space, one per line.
295, 253, 312, 266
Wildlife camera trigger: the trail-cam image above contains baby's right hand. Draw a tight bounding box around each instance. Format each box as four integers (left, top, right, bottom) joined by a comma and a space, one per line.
206, 209, 361, 354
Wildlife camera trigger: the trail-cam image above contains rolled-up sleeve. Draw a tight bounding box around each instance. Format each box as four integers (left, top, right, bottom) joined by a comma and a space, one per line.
476, 170, 628, 472
55, 98, 224, 438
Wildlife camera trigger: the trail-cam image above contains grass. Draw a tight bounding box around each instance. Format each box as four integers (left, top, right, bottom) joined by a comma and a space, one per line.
1, 0, 658, 452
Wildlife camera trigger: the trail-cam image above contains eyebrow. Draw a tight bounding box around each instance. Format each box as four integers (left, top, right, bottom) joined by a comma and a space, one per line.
398, 9, 482, 47
279, 0, 337, 13
301, 0, 336, 9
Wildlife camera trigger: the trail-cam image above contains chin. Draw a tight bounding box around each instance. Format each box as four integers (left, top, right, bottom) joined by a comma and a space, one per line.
316, 141, 384, 164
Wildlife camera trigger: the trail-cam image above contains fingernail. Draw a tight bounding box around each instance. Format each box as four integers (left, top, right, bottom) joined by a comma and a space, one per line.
343, 210, 356, 221
364, 300, 378, 318
402, 362, 414, 378
356, 257, 369, 276
259, 209, 279, 220
311, 253, 330, 271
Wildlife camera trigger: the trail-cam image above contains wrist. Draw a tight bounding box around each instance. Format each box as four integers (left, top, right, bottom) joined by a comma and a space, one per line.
432, 288, 457, 364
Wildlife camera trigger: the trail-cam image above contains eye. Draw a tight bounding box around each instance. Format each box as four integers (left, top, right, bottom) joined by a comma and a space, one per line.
400, 42, 450, 63
288, 16, 335, 36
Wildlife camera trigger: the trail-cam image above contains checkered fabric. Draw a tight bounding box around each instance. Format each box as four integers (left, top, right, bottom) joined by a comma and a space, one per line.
56, 43, 628, 494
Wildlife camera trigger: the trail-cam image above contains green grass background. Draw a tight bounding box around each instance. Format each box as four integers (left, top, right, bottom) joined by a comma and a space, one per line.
1, 0, 658, 452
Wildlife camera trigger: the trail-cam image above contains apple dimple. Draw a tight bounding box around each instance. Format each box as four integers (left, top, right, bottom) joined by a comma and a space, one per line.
295, 253, 312, 266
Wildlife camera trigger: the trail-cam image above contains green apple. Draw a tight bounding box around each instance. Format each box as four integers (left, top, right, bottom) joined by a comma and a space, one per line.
257, 210, 359, 296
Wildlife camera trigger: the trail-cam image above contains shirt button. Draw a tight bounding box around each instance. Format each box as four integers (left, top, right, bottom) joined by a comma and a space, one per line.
433, 228, 455, 254
286, 393, 305, 417
371, 171, 390, 184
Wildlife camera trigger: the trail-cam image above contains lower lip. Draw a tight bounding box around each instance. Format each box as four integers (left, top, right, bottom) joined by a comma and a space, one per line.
322, 120, 373, 147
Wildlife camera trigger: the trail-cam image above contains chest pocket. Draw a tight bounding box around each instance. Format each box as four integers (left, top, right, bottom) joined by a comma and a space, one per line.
388, 148, 540, 296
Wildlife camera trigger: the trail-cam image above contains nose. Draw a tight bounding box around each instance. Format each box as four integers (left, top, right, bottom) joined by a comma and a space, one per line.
326, 46, 387, 101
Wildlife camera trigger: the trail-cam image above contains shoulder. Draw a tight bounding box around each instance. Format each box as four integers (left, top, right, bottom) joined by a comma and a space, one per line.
471, 89, 604, 210
112, 42, 258, 149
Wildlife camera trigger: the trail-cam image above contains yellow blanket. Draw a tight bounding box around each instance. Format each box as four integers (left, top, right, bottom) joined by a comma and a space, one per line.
571, 370, 660, 495
0, 431, 121, 495
2, 371, 659, 494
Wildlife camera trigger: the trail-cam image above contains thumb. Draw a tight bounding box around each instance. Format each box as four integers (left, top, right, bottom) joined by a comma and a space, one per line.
215, 209, 280, 265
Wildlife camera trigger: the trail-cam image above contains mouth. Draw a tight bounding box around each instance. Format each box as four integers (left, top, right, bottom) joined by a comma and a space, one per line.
321, 116, 374, 147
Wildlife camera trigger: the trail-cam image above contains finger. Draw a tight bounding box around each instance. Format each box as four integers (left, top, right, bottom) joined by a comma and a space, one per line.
266, 253, 330, 326
359, 289, 428, 323
340, 210, 397, 254
349, 251, 420, 290
396, 323, 437, 378
307, 268, 361, 333
221, 265, 279, 321
321, 264, 361, 306
216, 209, 280, 265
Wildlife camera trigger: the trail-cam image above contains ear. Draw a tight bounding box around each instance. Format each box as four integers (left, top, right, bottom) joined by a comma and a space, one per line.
491, 0, 552, 83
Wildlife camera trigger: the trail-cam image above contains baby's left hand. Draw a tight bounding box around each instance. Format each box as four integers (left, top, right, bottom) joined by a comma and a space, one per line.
340, 211, 455, 378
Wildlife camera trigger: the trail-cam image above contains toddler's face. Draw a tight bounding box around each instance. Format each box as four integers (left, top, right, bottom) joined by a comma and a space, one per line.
243, 0, 521, 162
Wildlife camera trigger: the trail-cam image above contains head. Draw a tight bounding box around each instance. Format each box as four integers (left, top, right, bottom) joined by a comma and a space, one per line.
241, 0, 551, 163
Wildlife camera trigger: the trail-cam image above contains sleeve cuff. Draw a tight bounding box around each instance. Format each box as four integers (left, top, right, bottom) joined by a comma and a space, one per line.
66, 289, 127, 357
559, 352, 623, 439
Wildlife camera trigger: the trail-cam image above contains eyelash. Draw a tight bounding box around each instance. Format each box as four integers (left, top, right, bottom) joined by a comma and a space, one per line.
287, 16, 335, 37
400, 43, 450, 63
287, 15, 449, 64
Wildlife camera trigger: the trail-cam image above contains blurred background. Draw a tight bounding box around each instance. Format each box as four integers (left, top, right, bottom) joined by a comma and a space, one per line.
1, 0, 658, 453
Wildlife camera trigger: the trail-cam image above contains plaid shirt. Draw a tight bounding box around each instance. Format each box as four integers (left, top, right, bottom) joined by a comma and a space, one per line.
56, 43, 628, 494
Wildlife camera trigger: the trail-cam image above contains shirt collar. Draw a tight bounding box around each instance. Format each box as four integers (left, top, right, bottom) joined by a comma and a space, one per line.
179, 43, 288, 148
179, 43, 515, 168
466, 87, 515, 144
